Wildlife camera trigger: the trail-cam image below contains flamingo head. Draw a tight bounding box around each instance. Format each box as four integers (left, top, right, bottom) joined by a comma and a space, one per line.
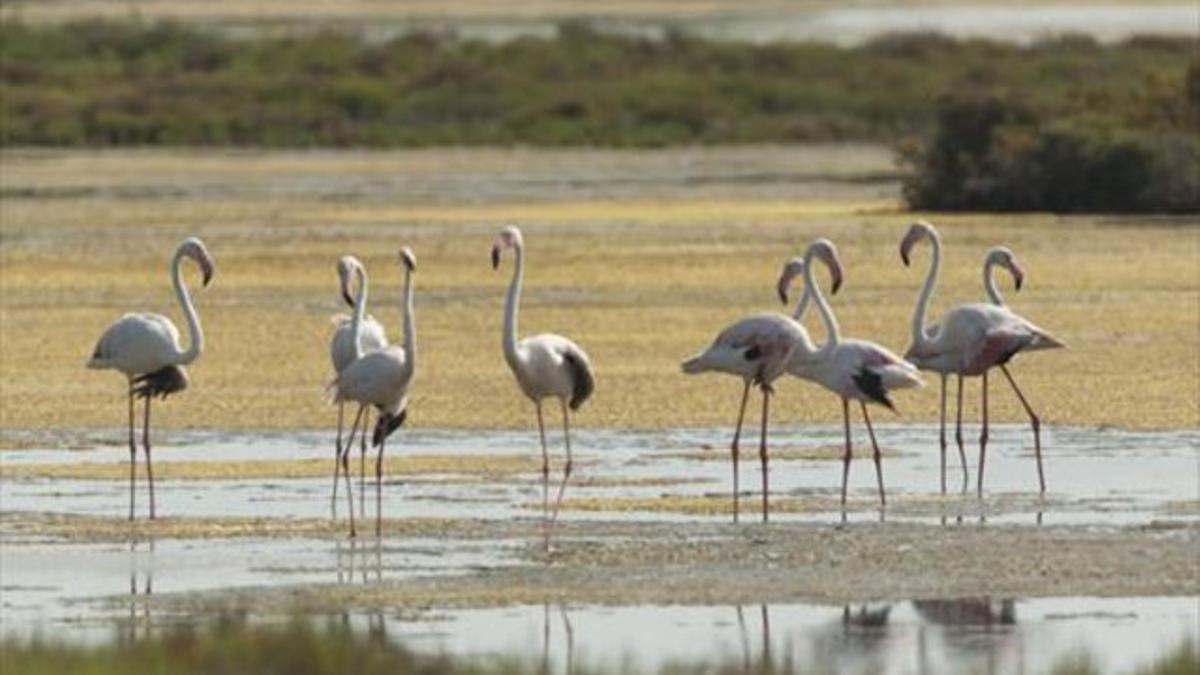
809, 238, 843, 295
399, 246, 417, 272
336, 255, 361, 306
899, 220, 936, 267
179, 237, 215, 288
986, 246, 1023, 291
776, 257, 805, 304
491, 225, 523, 270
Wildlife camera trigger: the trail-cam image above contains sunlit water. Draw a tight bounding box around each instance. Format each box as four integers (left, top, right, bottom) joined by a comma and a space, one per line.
1, 425, 1196, 671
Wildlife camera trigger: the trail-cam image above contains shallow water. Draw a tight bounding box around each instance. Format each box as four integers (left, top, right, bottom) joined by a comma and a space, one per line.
2, 425, 1196, 526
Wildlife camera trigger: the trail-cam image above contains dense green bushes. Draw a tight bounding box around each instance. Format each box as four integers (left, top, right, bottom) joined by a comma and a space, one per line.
899, 92, 1199, 213
0, 20, 1193, 150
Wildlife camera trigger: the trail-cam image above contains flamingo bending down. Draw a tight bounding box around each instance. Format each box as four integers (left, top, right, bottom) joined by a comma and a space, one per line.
87, 237, 215, 520
492, 226, 595, 535
329, 256, 389, 517
900, 221, 1064, 495
682, 268, 809, 523
776, 239, 923, 507
333, 248, 417, 537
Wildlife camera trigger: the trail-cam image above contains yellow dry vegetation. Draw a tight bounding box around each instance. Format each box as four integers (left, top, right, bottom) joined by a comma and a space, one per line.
1, 149, 1197, 436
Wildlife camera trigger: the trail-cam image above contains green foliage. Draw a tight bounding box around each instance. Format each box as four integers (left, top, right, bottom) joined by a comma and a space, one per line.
0, 20, 1193, 149
899, 91, 1200, 213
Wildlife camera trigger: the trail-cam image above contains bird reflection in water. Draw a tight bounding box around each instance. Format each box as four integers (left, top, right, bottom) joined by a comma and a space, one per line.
541, 604, 574, 675
119, 538, 155, 644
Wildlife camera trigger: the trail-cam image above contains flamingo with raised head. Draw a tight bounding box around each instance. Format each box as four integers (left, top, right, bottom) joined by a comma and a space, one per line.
332, 247, 418, 537
777, 239, 923, 508
87, 237, 214, 520
682, 261, 809, 523
492, 226, 595, 535
328, 256, 389, 517
900, 221, 1064, 495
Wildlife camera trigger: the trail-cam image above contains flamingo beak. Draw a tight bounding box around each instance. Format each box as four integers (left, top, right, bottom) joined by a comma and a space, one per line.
1012, 264, 1025, 292
830, 266, 843, 295
777, 282, 789, 305
491, 245, 500, 270
199, 256, 214, 287
341, 288, 355, 307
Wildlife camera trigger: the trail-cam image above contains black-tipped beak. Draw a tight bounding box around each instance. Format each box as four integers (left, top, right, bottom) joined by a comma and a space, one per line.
900, 246, 910, 267
777, 287, 788, 305
491, 246, 500, 270
200, 259, 214, 287
341, 289, 355, 306
1014, 272, 1024, 292
831, 274, 843, 295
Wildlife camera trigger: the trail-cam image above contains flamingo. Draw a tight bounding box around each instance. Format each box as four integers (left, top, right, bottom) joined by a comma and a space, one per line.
332, 247, 417, 537
900, 221, 1064, 496
491, 225, 595, 534
86, 237, 214, 520
328, 256, 389, 517
682, 258, 810, 523
776, 240, 924, 508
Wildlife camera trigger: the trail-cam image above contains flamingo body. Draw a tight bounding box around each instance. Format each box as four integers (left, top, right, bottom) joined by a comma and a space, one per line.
510, 333, 594, 410
790, 338, 922, 409
330, 314, 388, 374
89, 313, 189, 380
682, 312, 806, 386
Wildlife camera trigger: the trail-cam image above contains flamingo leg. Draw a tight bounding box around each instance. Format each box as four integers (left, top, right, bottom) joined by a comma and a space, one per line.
840, 397, 852, 506
550, 400, 573, 526
142, 396, 155, 520
758, 384, 771, 523
360, 409, 369, 520
955, 374, 968, 493
729, 380, 751, 524
341, 405, 366, 538
375, 428, 385, 537
332, 401, 344, 517
1000, 364, 1046, 494
861, 401, 885, 508
127, 384, 136, 521
978, 370, 989, 496
535, 401, 549, 524
938, 374, 948, 494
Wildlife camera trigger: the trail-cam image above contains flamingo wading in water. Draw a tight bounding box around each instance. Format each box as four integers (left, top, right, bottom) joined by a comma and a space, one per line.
87, 237, 215, 520
900, 221, 1064, 495
682, 266, 808, 523
329, 256, 389, 518
777, 239, 923, 508
333, 248, 417, 537
492, 226, 595, 533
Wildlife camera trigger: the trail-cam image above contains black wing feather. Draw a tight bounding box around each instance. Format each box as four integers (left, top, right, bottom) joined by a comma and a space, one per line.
563, 350, 594, 411
852, 368, 895, 411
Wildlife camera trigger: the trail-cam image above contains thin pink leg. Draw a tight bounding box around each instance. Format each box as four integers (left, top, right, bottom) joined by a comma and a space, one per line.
341, 405, 365, 538
977, 370, 989, 496
729, 381, 751, 524
375, 432, 385, 537
128, 386, 136, 521
550, 400, 574, 526
861, 401, 885, 508
758, 384, 771, 523
955, 374, 968, 493
142, 397, 155, 520
332, 401, 344, 517
840, 398, 852, 506
938, 374, 948, 494
1001, 365, 1046, 494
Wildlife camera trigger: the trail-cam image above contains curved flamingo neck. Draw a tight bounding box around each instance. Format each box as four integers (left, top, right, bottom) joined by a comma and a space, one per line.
803, 249, 840, 360
400, 264, 416, 377
983, 257, 1005, 306
790, 284, 811, 323
171, 247, 204, 366
911, 229, 941, 350
349, 264, 368, 362
502, 243, 524, 370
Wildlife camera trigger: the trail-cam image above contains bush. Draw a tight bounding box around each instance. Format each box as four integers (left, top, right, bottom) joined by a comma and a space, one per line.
900, 93, 1200, 213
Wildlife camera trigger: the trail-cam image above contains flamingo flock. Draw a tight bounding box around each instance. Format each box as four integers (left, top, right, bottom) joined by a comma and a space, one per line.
88, 222, 1062, 533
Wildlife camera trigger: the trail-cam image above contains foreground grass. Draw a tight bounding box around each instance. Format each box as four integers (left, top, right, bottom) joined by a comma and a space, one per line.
2, 617, 1195, 675
0, 148, 1197, 432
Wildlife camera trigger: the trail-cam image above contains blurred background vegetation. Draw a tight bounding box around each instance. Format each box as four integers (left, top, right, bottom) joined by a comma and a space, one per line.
0, 19, 1196, 210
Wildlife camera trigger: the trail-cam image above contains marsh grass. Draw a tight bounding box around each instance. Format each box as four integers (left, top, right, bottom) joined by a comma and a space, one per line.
0, 148, 1196, 435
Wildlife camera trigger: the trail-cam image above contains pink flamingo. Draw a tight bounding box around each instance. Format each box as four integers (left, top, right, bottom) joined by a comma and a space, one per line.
900, 221, 1064, 495
777, 240, 924, 507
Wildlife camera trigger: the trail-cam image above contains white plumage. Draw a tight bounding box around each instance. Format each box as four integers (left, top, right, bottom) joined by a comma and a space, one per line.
87, 237, 214, 521
492, 226, 594, 540
331, 248, 418, 537
777, 239, 923, 507
900, 221, 1064, 495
